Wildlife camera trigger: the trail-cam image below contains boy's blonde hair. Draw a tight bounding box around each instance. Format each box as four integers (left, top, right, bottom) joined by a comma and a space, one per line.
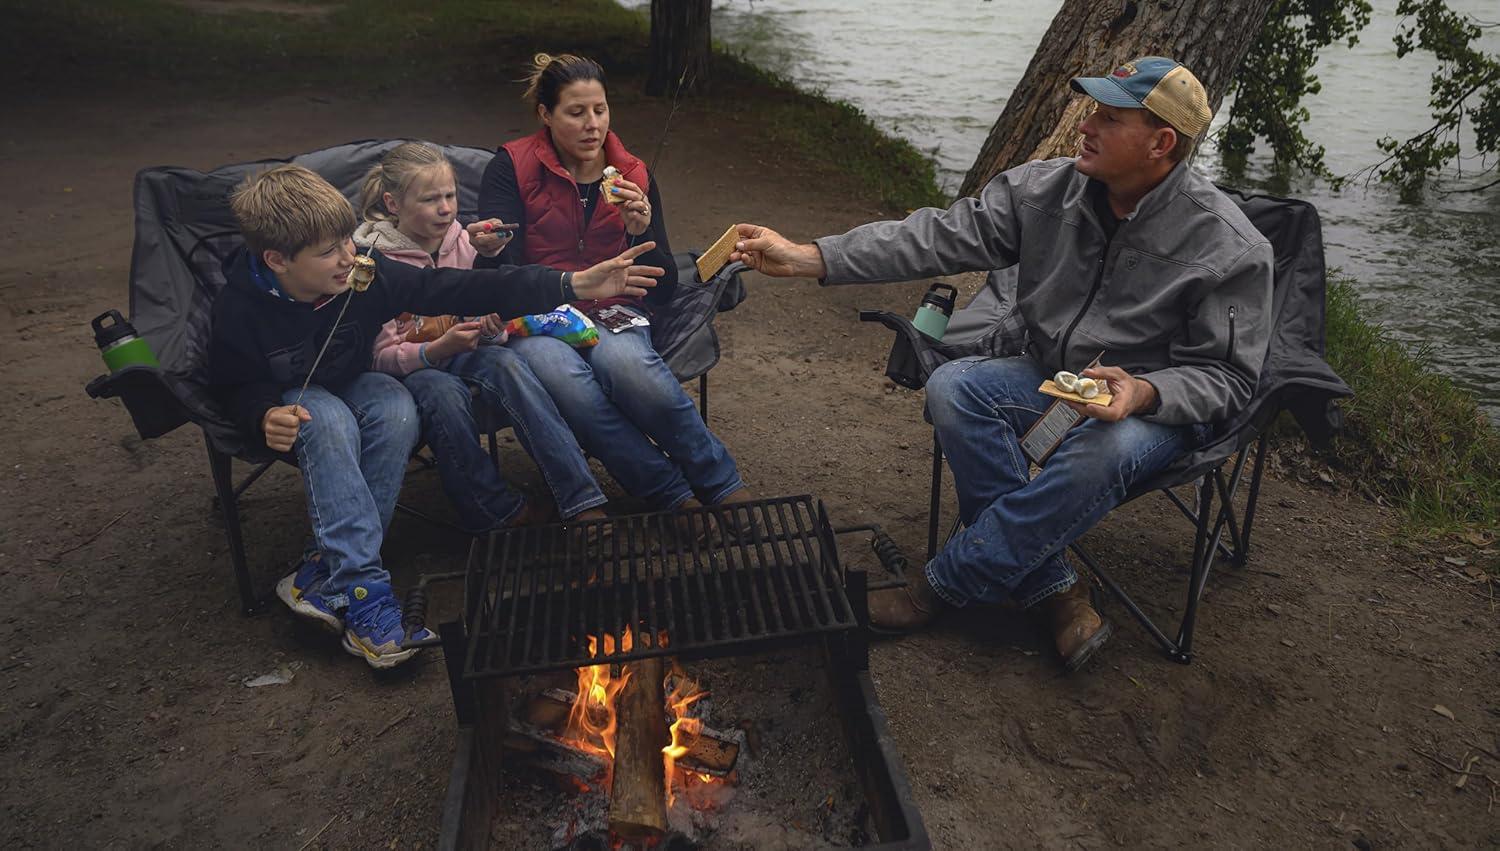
357, 142, 454, 224
230, 164, 357, 258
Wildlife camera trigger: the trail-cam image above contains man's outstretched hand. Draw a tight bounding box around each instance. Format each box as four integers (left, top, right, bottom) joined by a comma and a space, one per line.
730, 224, 827, 279
1064, 366, 1159, 422
571, 241, 663, 300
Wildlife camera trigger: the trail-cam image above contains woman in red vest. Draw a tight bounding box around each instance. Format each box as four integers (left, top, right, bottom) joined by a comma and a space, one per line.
478, 53, 752, 512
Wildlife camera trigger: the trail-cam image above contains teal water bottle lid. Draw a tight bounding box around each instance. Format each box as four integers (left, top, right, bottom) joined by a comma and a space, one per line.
919, 283, 958, 315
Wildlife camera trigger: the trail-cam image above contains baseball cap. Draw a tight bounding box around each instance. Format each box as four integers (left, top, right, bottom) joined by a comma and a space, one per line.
1070, 57, 1212, 139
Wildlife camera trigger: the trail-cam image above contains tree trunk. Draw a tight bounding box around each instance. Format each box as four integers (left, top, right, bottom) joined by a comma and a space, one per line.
646, 0, 712, 97
958, 0, 1277, 197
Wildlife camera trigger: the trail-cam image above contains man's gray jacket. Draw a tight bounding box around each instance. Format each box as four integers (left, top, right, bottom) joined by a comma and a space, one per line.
814, 157, 1273, 426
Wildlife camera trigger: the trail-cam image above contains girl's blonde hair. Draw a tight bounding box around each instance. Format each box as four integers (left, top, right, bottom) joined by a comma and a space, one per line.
521, 52, 607, 112
357, 141, 453, 223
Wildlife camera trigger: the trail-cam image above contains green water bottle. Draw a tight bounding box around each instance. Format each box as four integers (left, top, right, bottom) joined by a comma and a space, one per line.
912, 283, 957, 341
93, 310, 160, 371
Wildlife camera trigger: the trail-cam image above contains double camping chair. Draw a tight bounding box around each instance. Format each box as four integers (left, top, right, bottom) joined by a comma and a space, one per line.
87, 140, 748, 615
859, 189, 1351, 662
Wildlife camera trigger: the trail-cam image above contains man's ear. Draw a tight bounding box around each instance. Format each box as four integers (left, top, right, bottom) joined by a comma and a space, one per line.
1149, 125, 1178, 161
263, 248, 291, 274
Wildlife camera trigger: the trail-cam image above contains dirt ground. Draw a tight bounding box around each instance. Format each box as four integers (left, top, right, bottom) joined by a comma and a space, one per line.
3, 73, 1498, 850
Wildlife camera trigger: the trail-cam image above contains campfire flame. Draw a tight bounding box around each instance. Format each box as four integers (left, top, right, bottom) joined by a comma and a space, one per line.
663, 664, 723, 810
559, 632, 634, 769
557, 634, 729, 814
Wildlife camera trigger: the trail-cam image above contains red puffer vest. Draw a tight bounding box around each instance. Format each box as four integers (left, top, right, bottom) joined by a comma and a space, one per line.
503, 129, 650, 273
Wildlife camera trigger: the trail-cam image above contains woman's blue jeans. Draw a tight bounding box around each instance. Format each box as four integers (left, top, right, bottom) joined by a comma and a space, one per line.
508, 318, 744, 508
402, 346, 608, 531
922, 356, 1211, 609
283, 372, 419, 609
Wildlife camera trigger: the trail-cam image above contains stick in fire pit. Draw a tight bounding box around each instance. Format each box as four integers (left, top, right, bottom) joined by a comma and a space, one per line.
608, 652, 670, 840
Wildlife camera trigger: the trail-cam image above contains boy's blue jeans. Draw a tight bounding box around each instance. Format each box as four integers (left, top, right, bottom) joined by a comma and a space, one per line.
401, 347, 608, 530
922, 356, 1212, 609
284, 372, 419, 609
508, 315, 744, 508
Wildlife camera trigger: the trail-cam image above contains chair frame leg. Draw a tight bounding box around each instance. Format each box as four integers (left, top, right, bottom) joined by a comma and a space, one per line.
927, 433, 943, 561
205, 434, 265, 616
1236, 433, 1270, 567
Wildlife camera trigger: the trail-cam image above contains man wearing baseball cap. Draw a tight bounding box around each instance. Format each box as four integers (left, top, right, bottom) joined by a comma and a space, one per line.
731, 57, 1272, 672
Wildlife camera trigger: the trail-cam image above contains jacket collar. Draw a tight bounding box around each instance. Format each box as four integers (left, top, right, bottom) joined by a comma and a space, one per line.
1067, 157, 1193, 230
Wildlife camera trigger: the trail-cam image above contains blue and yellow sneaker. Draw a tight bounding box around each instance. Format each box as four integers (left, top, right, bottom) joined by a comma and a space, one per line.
274, 553, 343, 635
341, 582, 435, 670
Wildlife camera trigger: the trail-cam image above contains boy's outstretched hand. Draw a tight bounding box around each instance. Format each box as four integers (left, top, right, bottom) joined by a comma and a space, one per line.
571, 241, 663, 300
730, 223, 827, 279
262, 404, 311, 453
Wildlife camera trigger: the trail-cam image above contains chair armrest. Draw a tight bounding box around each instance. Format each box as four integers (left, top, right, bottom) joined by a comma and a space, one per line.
857, 308, 948, 390
85, 365, 191, 440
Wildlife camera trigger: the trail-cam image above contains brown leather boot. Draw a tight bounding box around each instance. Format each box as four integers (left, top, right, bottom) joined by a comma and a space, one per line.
868, 572, 945, 635
1037, 580, 1114, 672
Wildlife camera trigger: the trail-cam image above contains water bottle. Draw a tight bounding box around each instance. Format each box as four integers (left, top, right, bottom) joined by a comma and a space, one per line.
92, 310, 160, 371
911, 283, 958, 341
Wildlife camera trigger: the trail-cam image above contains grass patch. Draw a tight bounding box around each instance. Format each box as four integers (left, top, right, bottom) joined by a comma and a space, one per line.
1322, 275, 1500, 538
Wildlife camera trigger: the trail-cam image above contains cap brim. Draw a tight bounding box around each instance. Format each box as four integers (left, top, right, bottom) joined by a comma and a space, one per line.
1070, 76, 1144, 109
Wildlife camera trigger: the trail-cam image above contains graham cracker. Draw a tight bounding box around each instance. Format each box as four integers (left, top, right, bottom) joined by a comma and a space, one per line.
1038, 379, 1114, 407
695, 225, 738, 282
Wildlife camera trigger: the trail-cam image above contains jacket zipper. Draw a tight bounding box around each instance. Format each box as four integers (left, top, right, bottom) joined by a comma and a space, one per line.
1059, 249, 1110, 368
1227, 305, 1237, 362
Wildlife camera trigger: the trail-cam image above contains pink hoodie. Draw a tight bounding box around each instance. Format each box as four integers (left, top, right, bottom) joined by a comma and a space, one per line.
356, 219, 480, 377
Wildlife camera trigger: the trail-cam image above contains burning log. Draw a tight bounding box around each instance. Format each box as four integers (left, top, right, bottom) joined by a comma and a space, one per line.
520, 688, 741, 774
608, 654, 670, 840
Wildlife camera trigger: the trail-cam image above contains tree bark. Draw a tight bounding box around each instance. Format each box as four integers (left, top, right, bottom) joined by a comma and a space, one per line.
646, 0, 712, 97
958, 0, 1277, 197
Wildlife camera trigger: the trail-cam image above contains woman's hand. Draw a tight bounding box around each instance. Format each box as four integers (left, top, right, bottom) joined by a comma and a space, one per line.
426, 320, 484, 361
571, 241, 663, 300
467, 219, 517, 258
731, 223, 828, 278
609, 178, 652, 236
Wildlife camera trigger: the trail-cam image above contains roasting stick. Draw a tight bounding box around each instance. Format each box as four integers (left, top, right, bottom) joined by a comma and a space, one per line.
291, 239, 379, 410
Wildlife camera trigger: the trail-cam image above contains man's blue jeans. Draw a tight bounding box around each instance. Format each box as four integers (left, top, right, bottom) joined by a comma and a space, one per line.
402, 347, 608, 530
923, 356, 1211, 609
508, 317, 744, 508
283, 372, 419, 609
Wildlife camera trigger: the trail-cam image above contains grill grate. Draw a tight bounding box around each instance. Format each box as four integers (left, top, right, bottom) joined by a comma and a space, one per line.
463, 495, 856, 679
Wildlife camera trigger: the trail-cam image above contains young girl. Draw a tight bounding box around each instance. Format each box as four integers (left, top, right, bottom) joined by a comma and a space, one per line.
356, 141, 609, 530
477, 54, 754, 513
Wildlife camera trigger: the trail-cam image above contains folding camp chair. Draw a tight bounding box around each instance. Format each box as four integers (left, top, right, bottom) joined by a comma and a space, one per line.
859, 189, 1351, 663
85, 140, 748, 616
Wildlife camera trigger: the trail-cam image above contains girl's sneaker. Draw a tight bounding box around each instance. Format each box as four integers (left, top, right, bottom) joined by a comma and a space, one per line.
275, 553, 343, 635
341, 582, 435, 670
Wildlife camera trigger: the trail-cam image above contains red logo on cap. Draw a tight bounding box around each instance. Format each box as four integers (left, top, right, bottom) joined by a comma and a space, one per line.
1112, 62, 1137, 78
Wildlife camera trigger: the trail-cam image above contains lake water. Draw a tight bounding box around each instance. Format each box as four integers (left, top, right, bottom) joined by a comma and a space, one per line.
622, 0, 1500, 420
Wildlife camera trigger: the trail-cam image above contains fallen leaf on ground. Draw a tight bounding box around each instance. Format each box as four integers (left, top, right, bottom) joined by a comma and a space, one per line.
1431, 704, 1456, 721
1443, 556, 1468, 567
